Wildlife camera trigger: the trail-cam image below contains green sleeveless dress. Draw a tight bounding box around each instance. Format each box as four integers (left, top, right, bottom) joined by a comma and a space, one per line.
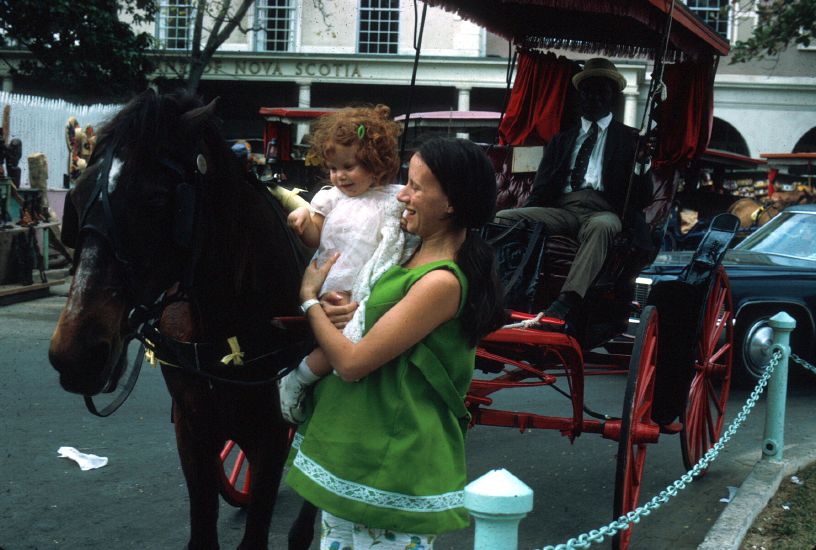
285, 260, 474, 534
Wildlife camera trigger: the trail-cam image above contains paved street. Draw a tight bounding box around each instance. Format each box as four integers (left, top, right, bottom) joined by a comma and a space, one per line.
1, 282, 815, 550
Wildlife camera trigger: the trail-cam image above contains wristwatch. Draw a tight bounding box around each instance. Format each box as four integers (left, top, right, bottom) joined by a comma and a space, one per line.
300, 298, 320, 314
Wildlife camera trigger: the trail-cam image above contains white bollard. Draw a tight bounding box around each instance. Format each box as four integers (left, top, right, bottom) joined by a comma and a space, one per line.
465, 468, 534, 550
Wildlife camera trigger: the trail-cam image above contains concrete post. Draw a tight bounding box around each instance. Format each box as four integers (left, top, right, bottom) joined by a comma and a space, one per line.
457, 87, 471, 139
465, 469, 533, 550
762, 311, 795, 461
623, 88, 638, 128
296, 82, 312, 146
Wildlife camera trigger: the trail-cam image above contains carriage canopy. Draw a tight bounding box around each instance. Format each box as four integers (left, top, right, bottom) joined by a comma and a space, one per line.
424, 0, 729, 59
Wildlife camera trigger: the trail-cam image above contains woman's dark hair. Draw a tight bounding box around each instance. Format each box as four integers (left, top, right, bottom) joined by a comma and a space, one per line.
416, 137, 505, 345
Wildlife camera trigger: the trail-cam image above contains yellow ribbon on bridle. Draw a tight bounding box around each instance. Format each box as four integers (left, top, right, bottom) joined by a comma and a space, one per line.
221, 336, 244, 366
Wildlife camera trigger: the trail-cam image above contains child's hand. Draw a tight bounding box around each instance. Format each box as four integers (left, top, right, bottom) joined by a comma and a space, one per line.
321, 292, 358, 329
288, 207, 310, 235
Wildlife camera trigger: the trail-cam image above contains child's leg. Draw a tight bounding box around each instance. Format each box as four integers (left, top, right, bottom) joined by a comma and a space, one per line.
278, 291, 352, 424
278, 353, 323, 424
304, 347, 332, 377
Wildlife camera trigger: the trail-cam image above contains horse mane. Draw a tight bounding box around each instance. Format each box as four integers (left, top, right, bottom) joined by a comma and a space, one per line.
93, 90, 305, 337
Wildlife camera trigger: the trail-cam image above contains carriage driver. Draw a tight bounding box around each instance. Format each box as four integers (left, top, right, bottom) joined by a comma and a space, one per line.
494, 57, 653, 326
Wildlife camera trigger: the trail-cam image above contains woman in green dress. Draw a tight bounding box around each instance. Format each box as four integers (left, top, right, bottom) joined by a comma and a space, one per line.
286, 137, 505, 549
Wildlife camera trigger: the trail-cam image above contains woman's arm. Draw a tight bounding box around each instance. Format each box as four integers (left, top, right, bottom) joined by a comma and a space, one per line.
302, 259, 461, 381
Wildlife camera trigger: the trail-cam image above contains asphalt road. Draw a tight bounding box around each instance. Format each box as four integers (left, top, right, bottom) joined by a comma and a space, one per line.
2, 281, 815, 550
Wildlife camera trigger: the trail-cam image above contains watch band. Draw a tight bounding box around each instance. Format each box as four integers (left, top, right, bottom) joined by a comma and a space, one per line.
300, 298, 320, 314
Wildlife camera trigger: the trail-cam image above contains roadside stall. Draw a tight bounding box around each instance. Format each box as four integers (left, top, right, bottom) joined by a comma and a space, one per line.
665, 148, 767, 250
258, 107, 337, 193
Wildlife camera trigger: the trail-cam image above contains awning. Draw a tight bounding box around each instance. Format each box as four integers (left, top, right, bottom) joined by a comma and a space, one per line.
258, 107, 338, 122
760, 153, 816, 167
425, 0, 729, 59
394, 110, 502, 128
700, 149, 767, 169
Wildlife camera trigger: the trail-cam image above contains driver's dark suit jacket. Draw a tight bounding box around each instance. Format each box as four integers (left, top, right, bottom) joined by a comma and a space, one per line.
524, 119, 654, 249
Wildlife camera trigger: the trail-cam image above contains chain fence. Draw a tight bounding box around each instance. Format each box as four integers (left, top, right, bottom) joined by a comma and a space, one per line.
536, 347, 786, 550
791, 353, 816, 376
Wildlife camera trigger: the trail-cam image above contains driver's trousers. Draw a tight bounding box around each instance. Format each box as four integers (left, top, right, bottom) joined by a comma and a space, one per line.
495, 189, 621, 299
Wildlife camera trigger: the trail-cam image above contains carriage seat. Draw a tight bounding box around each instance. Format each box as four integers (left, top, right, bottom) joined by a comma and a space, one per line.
484, 144, 538, 211
485, 144, 640, 305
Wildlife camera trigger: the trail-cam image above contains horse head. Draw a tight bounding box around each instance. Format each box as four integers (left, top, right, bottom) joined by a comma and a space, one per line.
49, 90, 230, 395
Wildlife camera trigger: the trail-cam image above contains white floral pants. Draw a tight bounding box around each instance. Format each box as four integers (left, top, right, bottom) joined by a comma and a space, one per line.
319, 511, 436, 550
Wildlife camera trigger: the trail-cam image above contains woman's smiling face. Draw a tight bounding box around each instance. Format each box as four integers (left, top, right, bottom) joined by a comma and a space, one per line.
397, 153, 452, 238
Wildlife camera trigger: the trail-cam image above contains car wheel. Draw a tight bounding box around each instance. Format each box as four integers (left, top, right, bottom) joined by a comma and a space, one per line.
734, 316, 774, 387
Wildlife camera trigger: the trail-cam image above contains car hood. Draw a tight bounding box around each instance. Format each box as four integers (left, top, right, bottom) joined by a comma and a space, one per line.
647, 249, 816, 272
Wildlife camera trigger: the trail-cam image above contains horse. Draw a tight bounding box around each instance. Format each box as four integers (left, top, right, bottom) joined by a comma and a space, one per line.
48, 89, 318, 549
728, 188, 814, 230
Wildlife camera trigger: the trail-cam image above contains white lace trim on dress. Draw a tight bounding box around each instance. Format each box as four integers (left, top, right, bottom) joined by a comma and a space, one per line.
293, 450, 464, 512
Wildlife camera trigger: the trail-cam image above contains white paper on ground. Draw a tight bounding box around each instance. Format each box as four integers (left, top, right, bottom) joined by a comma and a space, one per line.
719, 485, 738, 503
57, 446, 108, 470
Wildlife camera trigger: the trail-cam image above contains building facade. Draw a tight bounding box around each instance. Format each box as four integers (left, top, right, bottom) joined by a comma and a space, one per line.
2, 1, 814, 163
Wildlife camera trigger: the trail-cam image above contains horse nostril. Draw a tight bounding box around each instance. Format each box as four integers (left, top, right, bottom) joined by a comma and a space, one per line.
50, 339, 111, 374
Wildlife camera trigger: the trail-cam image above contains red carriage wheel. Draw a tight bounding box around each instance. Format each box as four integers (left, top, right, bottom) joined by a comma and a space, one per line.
681, 266, 733, 472
218, 426, 300, 508
219, 439, 251, 508
613, 305, 659, 550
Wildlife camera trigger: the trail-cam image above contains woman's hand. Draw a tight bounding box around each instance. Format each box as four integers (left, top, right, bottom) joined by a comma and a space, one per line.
300, 252, 340, 303
320, 292, 358, 329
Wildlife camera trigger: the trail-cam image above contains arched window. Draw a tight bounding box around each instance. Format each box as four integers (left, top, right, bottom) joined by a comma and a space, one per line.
708, 118, 750, 156
793, 127, 816, 153
790, 127, 816, 177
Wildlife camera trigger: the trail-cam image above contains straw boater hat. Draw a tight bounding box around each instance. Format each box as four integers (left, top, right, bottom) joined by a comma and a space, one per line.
572, 58, 627, 91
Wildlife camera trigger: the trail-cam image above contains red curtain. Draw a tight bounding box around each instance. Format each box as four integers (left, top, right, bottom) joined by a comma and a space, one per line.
653, 57, 716, 169
498, 51, 575, 146
263, 121, 293, 161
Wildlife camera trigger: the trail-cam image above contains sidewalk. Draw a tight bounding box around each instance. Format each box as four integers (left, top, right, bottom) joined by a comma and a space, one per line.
25, 271, 816, 550
699, 438, 816, 549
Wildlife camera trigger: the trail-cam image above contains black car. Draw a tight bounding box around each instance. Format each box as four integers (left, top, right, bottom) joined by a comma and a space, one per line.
636, 204, 816, 385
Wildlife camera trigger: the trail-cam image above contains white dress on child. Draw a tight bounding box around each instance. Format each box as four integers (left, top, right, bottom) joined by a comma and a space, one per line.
311, 184, 418, 342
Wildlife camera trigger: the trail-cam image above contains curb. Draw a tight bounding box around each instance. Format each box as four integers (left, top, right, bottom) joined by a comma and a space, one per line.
698, 443, 816, 550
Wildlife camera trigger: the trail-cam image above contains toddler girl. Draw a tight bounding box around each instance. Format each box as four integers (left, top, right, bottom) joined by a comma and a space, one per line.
279, 104, 416, 423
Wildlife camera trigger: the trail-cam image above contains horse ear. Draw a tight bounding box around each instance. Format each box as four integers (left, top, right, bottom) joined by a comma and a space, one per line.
180, 97, 219, 135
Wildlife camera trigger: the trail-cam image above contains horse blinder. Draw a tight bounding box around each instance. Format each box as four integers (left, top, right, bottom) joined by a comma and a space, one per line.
173, 182, 196, 249
61, 188, 79, 249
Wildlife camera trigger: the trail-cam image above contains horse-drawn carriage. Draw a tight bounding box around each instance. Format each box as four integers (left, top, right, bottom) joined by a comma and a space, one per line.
420, 1, 736, 548
49, 1, 743, 550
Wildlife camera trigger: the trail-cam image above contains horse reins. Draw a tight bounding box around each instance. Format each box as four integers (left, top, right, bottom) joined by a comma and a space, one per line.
68, 145, 311, 416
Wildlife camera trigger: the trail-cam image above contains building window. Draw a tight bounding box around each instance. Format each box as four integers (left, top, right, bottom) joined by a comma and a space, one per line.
686, 0, 731, 40
256, 0, 296, 52
358, 0, 399, 54
157, 0, 195, 50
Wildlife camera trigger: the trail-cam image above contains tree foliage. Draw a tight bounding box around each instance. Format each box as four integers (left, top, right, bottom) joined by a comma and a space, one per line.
730, 0, 816, 63
0, 0, 156, 102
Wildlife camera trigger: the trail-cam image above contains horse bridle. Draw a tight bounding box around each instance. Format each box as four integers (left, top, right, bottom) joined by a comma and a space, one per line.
64, 146, 204, 298
61, 145, 208, 415
62, 145, 312, 416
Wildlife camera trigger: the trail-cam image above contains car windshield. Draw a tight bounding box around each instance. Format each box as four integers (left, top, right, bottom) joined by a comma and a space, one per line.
736, 211, 816, 261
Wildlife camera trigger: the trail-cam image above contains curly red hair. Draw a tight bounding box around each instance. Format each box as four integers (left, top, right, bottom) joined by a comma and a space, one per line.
307, 104, 402, 186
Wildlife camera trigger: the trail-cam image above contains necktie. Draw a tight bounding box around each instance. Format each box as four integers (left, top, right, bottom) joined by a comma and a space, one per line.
570, 122, 599, 192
